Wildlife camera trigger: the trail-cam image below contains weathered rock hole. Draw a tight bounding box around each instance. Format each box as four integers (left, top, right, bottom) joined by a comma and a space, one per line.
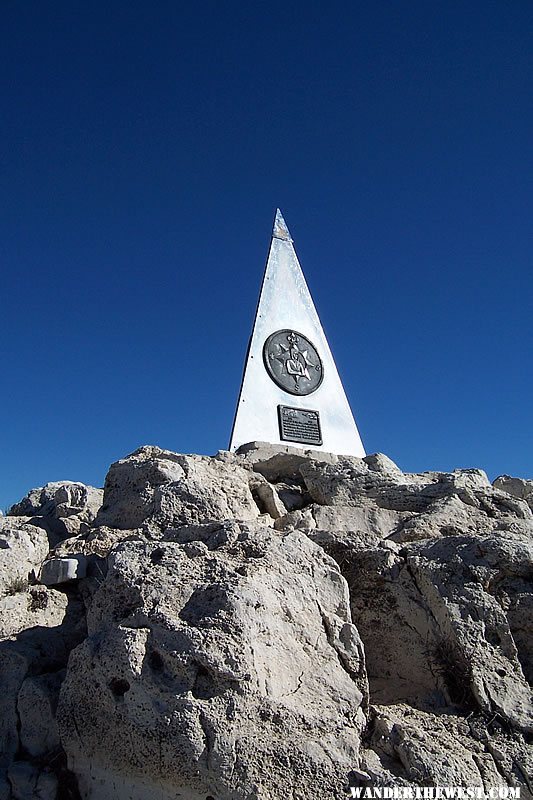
192, 665, 212, 699
242, 543, 267, 559
109, 678, 130, 699
496, 668, 507, 677
486, 629, 501, 646
191, 665, 229, 700
251, 488, 269, 515
149, 650, 164, 672
150, 547, 165, 564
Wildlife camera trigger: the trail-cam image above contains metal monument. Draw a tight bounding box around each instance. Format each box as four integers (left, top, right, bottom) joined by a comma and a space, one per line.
229, 209, 365, 456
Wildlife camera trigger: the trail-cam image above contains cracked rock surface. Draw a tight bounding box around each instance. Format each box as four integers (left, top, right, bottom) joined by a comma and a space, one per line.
58, 525, 366, 800
0, 443, 532, 799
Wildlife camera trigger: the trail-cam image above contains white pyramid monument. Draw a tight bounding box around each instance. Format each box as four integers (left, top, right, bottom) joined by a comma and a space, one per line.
229, 210, 365, 456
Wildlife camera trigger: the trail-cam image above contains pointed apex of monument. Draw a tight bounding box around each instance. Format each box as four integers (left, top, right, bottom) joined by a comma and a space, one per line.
229, 211, 366, 457
273, 208, 292, 242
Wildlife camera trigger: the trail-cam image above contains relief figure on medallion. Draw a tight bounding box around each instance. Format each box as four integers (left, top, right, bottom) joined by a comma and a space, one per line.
263, 330, 323, 396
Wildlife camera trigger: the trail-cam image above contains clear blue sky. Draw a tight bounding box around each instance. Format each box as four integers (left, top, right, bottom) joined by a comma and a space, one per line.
2, 1, 532, 509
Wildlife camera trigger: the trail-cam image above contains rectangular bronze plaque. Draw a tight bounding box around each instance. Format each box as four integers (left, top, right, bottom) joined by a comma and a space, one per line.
278, 405, 322, 446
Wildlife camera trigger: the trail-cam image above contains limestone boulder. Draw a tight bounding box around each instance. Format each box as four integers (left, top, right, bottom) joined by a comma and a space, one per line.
0, 586, 71, 640
0, 518, 49, 598
299, 457, 435, 511
35, 524, 142, 588
0, 586, 85, 775
95, 446, 186, 528
274, 507, 317, 532
361, 704, 532, 792
363, 452, 405, 477
405, 533, 533, 732
18, 671, 63, 758
506, 591, 533, 685
229, 440, 339, 481
0, 647, 31, 770
39, 555, 87, 586
494, 474, 533, 511
96, 446, 259, 531
300, 459, 531, 523
388, 494, 494, 543
252, 480, 287, 519
8, 481, 103, 542
315, 539, 445, 708
50, 526, 142, 559
311, 503, 403, 539
58, 524, 367, 800
2, 444, 533, 799
310, 516, 533, 728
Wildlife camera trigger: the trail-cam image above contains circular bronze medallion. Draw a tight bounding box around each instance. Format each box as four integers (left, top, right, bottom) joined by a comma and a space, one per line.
263, 329, 323, 396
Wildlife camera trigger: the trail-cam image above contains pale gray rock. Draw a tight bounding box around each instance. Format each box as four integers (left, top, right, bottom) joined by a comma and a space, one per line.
362, 704, 526, 789
484, 488, 532, 519
273, 481, 307, 510
507, 592, 533, 684
0, 519, 49, 598
0, 589, 85, 673
312, 503, 403, 538
442, 467, 491, 491
275, 503, 404, 558
274, 508, 317, 532
58, 524, 367, 800
229, 440, 339, 481
322, 541, 444, 708
97, 446, 259, 531
484, 731, 533, 794
152, 461, 259, 530
39, 555, 87, 585
9, 481, 103, 542
301, 459, 532, 522
363, 452, 404, 477
3, 445, 533, 799
253, 481, 287, 519
299, 457, 434, 511
18, 671, 63, 757
367, 704, 533, 796
51, 526, 141, 559
0, 585, 86, 781
389, 494, 492, 543
406, 533, 533, 732
95, 446, 187, 528
10, 481, 102, 521
494, 474, 533, 511
80, 524, 141, 556
0, 648, 29, 769
0, 586, 70, 640
246, 471, 308, 516
311, 519, 533, 729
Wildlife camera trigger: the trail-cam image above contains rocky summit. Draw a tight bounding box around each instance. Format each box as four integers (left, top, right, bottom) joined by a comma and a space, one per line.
1, 444, 532, 800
